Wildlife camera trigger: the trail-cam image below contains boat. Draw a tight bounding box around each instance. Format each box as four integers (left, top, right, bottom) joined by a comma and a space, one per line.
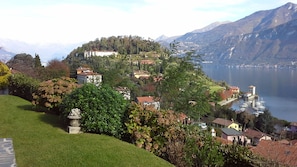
240, 102, 249, 108
253, 110, 264, 117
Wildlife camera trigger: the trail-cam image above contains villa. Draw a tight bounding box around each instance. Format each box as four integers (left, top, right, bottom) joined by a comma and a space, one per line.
212, 118, 242, 131
83, 50, 118, 58
136, 96, 160, 110
76, 67, 102, 87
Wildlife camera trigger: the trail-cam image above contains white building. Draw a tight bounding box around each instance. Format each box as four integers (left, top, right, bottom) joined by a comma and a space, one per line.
84, 50, 118, 58
76, 67, 102, 87
136, 96, 160, 110
115, 87, 131, 100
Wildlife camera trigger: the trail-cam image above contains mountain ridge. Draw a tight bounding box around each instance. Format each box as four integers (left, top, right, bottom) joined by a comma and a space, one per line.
171, 2, 297, 66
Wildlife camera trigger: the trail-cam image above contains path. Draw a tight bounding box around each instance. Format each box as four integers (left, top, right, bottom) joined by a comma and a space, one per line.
218, 97, 238, 106
0, 138, 17, 167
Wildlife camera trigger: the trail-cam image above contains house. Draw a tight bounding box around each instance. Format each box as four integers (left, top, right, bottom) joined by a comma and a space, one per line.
133, 70, 150, 79
136, 96, 160, 110
115, 87, 131, 100
229, 86, 240, 94
243, 128, 271, 146
76, 67, 92, 74
140, 60, 155, 65
221, 128, 246, 144
290, 122, 297, 133
212, 118, 242, 131
229, 86, 240, 98
76, 67, 102, 87
83, 50, 118, 58
178, 112, 191, 124
250, 140, 297, 167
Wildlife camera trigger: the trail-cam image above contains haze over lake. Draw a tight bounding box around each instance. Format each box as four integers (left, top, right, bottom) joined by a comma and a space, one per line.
202, 64, 297, 122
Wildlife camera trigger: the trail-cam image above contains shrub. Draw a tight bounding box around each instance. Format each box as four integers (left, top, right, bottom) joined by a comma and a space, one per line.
184, 126, 224, 167
32, 77, 78, 113
8, 73, 39, 101
0, 62, 11, 90
60, 84, 128, 138
125, 103, 188, 166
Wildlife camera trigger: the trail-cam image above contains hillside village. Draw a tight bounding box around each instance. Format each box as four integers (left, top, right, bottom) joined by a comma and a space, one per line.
1, 36, 297, 166
73, 57, 297, 166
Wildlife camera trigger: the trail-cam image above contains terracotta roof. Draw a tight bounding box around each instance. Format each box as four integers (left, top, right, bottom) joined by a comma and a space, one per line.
250, 140, 297, 166
178, 113, 187, 121
215, 137, 232, 145
230, 86, 239, 89
136, 96, 155, 103
140, 60, 155, 65
291, 140, 297, 146
77, 72, 101, 76
212, 118, 233, 126
243, 128, 267, 139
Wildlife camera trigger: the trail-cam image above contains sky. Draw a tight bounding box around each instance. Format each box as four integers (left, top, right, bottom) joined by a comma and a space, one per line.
1, 0, 297, 44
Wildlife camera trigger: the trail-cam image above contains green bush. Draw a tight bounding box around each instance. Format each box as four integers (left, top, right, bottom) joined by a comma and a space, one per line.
8, 73, 39, 101
60, 84, 128, 138
32, 77, 78, 113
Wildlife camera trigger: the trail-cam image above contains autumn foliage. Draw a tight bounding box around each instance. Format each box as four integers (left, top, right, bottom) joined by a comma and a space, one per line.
32, 77, 78, 113
0, 62, 11, 90
125, 103, 188, 166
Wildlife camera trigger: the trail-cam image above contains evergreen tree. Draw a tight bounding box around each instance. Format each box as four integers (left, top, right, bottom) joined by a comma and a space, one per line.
34, 54, 42, 68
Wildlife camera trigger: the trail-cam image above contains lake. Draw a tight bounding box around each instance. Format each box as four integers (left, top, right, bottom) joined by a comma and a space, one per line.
202, 64, 297, 122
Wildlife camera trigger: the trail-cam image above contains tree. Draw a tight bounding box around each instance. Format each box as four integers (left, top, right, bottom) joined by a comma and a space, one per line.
184, 126, 224, 167
60, 84, 128, 138
32, 77, 78, 113
39, 59, 70, 80
254, 109, 274, 134
158, 55, 210, 120
6, 53, 36, 78
34, 54, 42, 68
125, 102, 188, 166
0, 62, 11, 90
236, 111, 255, 130
8, 73, 39, 101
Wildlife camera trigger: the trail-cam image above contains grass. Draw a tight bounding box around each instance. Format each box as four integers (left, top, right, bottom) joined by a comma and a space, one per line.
0, 95, 173, 167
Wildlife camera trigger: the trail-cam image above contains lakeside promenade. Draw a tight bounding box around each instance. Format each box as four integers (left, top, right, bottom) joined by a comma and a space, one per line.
218, 97, 238, 106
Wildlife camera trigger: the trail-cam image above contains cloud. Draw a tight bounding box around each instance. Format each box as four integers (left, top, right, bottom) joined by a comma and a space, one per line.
0, 0, 295, 44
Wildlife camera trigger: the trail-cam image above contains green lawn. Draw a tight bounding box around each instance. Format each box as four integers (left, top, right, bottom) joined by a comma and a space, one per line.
0, 95, 173, 167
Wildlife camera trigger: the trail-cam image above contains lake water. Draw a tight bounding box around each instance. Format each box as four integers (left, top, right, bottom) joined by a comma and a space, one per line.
202, 65, 297, 122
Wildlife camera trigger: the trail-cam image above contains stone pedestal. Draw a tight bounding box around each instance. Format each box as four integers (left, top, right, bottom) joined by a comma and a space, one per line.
67, 108, 82, 134
68, 126, 81, 134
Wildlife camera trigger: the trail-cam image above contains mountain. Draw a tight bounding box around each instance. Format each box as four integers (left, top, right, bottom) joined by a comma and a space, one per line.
190, 21, 230, 33
0, 38, 82, 65
0, 47, 15, 63
155, 21, 229, 50
173, 2, 297, 66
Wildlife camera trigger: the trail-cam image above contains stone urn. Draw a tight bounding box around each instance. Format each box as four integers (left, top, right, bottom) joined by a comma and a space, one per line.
67, 108, 82, 134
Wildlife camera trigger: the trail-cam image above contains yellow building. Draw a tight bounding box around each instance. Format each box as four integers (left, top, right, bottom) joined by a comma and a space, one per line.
212, 118, 242, 131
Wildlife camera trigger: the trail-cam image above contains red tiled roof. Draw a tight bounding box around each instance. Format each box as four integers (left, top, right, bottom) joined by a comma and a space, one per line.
140, 60, 155, 65
215, 137, 232, 145
212, 118, 233, 126
250, 140, 297, 166
77, 72, 101, 76
136, 96, 155, 103
291, 140, 297, 146
178, 112, 187, 121
243, 128, 267, 139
